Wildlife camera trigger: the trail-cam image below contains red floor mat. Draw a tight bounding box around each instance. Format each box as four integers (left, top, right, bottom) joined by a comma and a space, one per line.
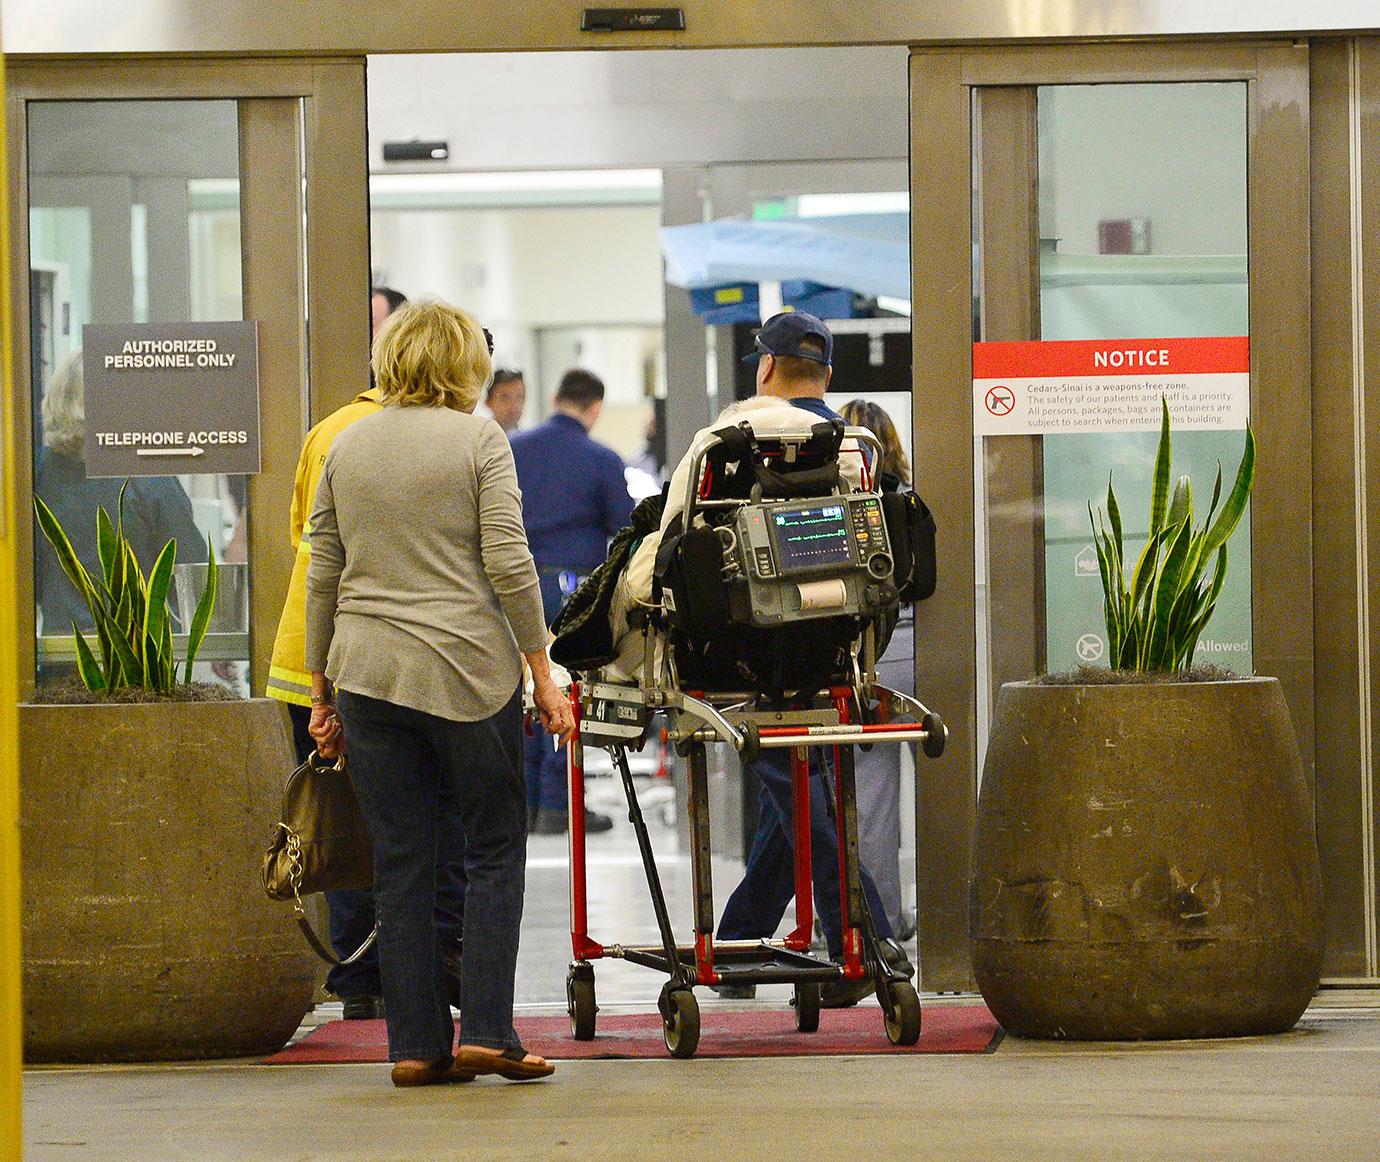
263, 1004, 1000, 1064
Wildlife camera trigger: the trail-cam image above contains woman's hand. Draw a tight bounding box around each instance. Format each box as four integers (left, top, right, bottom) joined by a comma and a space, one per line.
309, 701, 346, 759
532, 676, 575, 748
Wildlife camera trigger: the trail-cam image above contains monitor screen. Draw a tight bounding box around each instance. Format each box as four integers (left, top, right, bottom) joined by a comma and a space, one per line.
771, 503, 852, 573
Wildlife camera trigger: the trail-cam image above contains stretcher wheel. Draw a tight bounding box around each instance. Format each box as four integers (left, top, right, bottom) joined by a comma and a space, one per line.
793, 982, 821, 1033
568, 973, 597, 1041
881, 979, 922, 1046
921, 711, 947, 759
662, 989, 700, 1059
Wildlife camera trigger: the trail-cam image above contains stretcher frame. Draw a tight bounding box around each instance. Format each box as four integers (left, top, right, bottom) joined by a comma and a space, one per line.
559, 422, 947, 1058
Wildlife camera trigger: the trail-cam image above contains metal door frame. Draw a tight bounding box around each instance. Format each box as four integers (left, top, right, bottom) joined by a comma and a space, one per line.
909, 41, 1312, 989
6, 58, 370, 697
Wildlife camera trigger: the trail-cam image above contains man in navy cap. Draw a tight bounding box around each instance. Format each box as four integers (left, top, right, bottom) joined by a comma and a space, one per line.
611, 311, 908, 1005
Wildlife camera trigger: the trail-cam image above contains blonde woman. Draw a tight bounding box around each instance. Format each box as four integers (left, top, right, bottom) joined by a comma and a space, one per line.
305, 298, 573, 1087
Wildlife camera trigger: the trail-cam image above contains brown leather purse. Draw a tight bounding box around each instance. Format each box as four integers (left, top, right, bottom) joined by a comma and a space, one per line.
262, 751, 377, 965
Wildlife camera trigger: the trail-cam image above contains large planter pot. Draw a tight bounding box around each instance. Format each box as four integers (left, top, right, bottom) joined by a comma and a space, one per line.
20, 698, 318, 1062
970, 677, 1323, 1040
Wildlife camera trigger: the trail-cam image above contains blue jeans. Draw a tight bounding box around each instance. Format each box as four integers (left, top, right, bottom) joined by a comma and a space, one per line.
524, 725, 568, 814
288, 704, 466, 997
336, 687, 527, 1060
718, 747, 894, 959
523, 571, 582, 816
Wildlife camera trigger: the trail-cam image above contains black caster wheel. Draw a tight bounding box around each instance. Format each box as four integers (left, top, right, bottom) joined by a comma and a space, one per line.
881, 979, 922, 1046
567, 967, 597, 1041
793, 982, 821, 1033
921, 711, 947, 759
662, 989, 701, 1059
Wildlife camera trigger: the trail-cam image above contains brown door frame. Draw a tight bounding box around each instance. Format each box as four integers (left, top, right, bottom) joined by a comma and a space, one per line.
909, 40, 1312, 990
6, 57, 370, 698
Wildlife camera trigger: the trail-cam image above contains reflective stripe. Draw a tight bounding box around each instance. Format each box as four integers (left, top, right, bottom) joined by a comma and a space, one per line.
269, 663, 312, 689
266, 676, 313, 708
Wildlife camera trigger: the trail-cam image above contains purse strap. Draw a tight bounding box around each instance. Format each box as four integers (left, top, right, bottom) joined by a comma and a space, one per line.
278, 820, 380, 967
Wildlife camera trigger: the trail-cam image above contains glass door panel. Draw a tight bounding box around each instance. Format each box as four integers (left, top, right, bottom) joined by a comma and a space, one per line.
27, 100, 251, 689
975, 81, 1254, 754
1036, 82, 1253, 676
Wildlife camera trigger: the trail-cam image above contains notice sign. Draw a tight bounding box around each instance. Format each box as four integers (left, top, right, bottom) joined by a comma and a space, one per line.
82, 321, 262, 478
973, 336, 1249, 436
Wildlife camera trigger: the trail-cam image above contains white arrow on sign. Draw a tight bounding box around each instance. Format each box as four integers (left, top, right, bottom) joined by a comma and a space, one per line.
136, 447, 205, 458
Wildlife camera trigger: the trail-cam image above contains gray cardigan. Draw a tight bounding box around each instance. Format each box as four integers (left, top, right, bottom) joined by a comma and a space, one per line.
304, 404, 548, 723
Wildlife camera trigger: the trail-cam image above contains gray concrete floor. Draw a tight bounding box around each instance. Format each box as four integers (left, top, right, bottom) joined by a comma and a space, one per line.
25, 998, 1380, 1160
25, 771, 1380, 1159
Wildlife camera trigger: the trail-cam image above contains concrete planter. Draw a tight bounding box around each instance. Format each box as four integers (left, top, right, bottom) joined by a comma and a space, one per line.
20, 698, 317, 1062
970, 677, 1323, 1040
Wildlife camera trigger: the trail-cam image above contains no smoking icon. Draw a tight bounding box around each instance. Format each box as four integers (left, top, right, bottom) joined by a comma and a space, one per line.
985, 385, 1016, 416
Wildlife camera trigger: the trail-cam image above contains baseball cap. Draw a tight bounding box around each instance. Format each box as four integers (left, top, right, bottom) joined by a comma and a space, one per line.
742, 311, 834, 366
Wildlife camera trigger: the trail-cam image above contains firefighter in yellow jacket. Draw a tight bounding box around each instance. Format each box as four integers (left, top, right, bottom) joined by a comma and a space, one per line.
267, 292, 467, 1017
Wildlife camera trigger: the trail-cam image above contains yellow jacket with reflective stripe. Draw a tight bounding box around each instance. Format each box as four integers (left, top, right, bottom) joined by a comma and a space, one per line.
265, 387, 383, 706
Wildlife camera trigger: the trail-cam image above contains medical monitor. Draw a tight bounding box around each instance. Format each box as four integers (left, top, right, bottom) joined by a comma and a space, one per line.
769, 502, 852, 574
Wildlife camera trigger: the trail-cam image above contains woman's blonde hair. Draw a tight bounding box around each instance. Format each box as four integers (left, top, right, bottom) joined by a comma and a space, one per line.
839, 398, 910, 486
42, 350, 86, 456
371, 297, 492, 411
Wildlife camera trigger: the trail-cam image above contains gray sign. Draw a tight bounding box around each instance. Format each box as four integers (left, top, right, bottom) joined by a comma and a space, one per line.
82, 321, 262, 477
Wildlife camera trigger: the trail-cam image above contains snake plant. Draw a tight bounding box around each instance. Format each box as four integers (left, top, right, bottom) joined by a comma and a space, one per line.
1088, 399, 1255, 673
34, 482, 218, 693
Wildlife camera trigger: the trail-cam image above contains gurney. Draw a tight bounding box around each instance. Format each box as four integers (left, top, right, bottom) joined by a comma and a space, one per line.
550, 416, 944, 1058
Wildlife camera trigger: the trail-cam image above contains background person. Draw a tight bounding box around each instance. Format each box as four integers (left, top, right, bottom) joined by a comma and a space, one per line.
305, 298, 571, 1087
837, 397, 914, 939
34, 351, 207, 648
371, 285, 407, 337
485, 368, 527, 435
266, 284, 466, 1020
510, 368, 634, 834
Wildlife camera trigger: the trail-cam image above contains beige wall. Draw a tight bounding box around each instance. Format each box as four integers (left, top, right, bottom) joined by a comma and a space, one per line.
5, 1, 1379, 55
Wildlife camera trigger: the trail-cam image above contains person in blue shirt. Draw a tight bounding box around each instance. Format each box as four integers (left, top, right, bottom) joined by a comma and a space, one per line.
511, 368, 635, 834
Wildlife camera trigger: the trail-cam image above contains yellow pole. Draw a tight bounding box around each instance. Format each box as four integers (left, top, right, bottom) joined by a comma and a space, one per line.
0, 50, 25, 1157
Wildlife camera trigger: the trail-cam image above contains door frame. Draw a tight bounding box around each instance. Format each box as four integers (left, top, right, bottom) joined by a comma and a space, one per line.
6, 57, 370, 697
908, 40, 1312, 989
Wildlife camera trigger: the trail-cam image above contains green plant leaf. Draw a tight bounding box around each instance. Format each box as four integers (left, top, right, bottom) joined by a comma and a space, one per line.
96, 505, 119, 595
70, 623, 107, 692
142, 539, 177, 688
1179, 546, 1230, 666
1148, 397, 1172, 536
1204, 461, 1224, 530
33, 495, 100, 616
1128, 525, 1170, 630
1200, 424, 1256, 559
1106, 476, 1124, 582
1166, 475, 1193, 532
183, 540, 218, 683
90, 599, 141, 690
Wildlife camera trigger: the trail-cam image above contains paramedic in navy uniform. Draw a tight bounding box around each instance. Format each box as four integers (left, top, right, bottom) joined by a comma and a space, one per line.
510, 368, 635, 834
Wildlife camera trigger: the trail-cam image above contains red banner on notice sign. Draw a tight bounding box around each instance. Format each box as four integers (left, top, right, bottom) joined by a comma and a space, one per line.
973, 336, 1250, 436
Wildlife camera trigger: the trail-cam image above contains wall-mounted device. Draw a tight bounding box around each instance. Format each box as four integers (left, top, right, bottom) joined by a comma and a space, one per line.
581, 8, 685, 32
381, 140, 450, 163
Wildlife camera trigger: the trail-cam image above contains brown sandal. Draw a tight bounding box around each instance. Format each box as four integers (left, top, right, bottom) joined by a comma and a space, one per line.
390, 1057, 478, 1087
453, 1045, 555, 1081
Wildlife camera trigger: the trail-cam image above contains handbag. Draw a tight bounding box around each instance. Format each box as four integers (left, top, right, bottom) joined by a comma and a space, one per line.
262, 750, 379, 966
